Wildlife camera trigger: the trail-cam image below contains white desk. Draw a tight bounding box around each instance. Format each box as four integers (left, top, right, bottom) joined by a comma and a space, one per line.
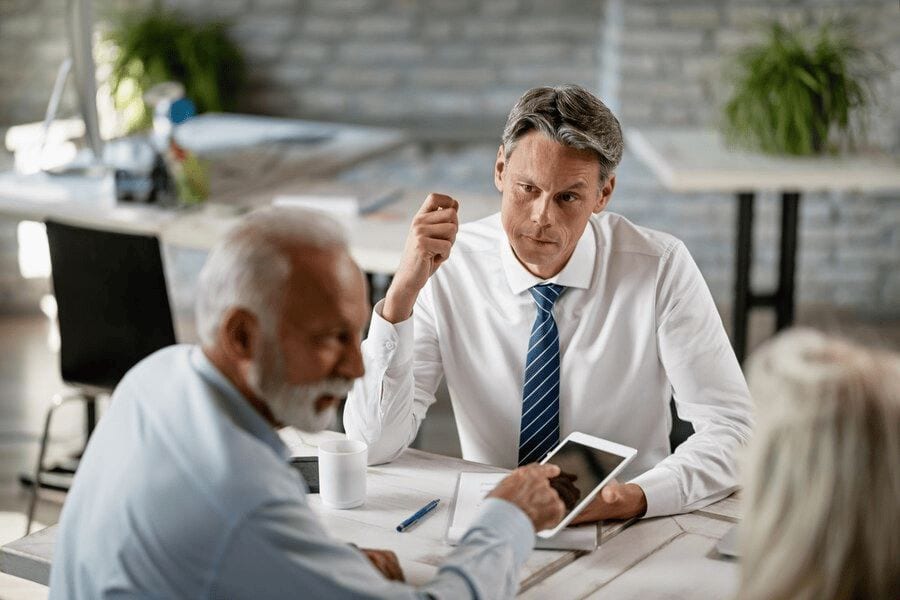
0, 152, 502, 278
0, 119, 429, 275
160, 186, 500, 275
1, 430, 738, 597
522, 496, 741, 599
0, 118, 407, 219
626, 128, 900, 362
0, 174, 500, 276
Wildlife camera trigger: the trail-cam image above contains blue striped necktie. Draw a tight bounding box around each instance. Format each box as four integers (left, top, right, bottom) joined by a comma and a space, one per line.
518, 283, 566, 466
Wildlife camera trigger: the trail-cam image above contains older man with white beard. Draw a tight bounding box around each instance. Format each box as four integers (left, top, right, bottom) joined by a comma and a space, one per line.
49, 207, 566, 599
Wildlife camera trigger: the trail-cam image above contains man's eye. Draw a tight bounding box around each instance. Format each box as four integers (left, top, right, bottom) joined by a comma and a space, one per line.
520, 184, 536, 193
558, 193, 578, 203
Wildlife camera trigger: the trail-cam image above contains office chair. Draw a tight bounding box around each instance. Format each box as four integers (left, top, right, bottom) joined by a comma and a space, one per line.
25, 220, 177, 533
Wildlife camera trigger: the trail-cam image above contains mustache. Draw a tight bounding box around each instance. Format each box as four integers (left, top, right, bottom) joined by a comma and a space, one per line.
302, 377, 355, 399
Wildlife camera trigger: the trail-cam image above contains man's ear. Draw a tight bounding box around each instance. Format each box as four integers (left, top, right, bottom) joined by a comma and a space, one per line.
493, 145, 506, 193
219, 307, 260, 364
593, 173, 616, 214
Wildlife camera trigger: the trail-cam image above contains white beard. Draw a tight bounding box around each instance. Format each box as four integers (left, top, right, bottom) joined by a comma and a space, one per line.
247, 338, 352, 433
264, 377, 349, 432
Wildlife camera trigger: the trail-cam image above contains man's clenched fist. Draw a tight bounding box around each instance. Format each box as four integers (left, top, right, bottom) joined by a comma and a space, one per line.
383, 193, 459, 323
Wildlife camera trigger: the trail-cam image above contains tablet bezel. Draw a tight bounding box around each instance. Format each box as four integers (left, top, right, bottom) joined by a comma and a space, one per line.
536, 431, 638, 538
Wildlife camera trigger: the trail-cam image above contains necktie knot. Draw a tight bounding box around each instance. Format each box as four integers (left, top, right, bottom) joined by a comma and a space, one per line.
529, 283, 565, 312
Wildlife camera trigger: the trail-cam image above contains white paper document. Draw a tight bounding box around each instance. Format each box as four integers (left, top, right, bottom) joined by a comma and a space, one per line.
446, 472, 598, 551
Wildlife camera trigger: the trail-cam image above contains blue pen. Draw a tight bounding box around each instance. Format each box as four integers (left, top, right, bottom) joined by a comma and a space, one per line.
396, 499, 441, 532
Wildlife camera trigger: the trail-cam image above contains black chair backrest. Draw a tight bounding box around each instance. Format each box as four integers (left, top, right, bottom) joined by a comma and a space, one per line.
45, 220, 177, 390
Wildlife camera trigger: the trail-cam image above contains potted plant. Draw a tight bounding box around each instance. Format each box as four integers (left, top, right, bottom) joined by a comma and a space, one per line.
722, 21, 879, 155
105, 7, 245, 133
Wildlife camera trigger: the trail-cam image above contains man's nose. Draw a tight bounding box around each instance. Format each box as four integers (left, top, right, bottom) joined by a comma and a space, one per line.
336, 341, 365, 381
531, 194, 552, 227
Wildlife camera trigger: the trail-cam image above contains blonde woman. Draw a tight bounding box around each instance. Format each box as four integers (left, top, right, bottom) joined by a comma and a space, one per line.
740, 328, 900, 600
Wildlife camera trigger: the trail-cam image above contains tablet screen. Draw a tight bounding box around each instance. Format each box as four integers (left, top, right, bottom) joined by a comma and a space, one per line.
543, 441, 627, 516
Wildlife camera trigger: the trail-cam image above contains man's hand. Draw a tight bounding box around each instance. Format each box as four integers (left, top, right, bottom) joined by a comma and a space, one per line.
487, 464, 566, 532
382, 193, 459, 323
361, 548, 405, 581
569, 481, 647, 524
548, 471, 581, 510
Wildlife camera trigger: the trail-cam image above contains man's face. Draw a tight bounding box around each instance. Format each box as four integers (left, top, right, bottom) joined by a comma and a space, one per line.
495, 130, 615, 278
248, 247, 369, 432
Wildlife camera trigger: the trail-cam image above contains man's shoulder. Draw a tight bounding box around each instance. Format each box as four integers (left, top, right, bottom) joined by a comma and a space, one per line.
114, 344, 303, 511
592, 211, 683, 260
118, 344, 193, 385
109, 344, 194, 415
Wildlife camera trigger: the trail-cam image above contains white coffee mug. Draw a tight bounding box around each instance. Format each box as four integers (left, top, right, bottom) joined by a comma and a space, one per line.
318, 438, 367, 509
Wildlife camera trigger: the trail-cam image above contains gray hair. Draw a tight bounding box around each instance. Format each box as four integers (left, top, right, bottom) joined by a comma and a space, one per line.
739, 328, 900, 600
502, 84, 624, 180
195, 207, 348, 347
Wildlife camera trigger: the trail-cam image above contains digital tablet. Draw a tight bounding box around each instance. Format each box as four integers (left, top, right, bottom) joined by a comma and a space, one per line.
537, 432, 637, 538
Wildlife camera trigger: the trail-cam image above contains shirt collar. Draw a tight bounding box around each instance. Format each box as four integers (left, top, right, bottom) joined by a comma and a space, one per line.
189, 346, 290, 460
501, 220, 596, 295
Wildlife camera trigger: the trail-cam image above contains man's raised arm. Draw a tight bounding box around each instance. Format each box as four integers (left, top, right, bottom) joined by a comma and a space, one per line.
344, 194, 459, 464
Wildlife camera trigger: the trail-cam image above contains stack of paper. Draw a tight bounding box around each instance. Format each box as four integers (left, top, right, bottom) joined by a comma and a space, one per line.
446, 472, 598, 551
174, 113, 334, 154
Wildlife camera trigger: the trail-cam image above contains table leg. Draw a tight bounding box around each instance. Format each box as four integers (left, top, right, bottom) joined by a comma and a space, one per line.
732, 192, 755, 363
776, 192, 800, 331
731, 191, 801, 364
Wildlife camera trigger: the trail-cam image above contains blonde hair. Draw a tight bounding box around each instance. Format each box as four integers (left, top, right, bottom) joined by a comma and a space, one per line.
739, 328, 900, 600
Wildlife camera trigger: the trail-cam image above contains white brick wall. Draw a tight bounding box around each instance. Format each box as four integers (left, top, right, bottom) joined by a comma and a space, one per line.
609, 0, 900, 153
602, 0, 900, 316
0, 0, 897, 315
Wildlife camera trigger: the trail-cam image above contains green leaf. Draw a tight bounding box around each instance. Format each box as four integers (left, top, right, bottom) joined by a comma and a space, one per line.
720, 18, 881, 155
104, 7, 245, 133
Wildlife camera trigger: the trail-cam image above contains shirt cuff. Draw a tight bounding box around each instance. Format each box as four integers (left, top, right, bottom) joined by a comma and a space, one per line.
628, 467, 683, 519
464, 498, 535, 569
368, 299, 415, 366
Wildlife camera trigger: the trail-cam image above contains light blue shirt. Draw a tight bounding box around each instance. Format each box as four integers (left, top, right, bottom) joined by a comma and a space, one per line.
49, 345, 535, 599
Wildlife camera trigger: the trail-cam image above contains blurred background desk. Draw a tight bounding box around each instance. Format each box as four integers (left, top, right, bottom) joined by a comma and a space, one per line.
0, 175, 499, 291
627, 128, 900, 363
0, 116, 502, 278
0, 117, 408, 243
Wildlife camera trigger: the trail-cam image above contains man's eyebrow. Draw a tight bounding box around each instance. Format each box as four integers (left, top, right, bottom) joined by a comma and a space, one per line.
562, 180, 589, 191
513, 176, 589, 190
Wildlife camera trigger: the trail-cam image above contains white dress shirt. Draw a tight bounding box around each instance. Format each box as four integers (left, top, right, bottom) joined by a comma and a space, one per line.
51, 345, 535, 599
344, 211, 753, 518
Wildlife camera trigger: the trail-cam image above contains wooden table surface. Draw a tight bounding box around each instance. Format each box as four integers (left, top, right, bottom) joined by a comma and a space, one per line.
1, 430, 739, 597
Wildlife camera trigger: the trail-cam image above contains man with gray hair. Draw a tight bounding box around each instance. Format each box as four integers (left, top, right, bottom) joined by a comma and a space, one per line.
50, 207, 567, 598
345, 84, 753, 522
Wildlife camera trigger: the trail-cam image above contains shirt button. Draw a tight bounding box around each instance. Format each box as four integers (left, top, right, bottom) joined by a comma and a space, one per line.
385, 341, 396, 351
